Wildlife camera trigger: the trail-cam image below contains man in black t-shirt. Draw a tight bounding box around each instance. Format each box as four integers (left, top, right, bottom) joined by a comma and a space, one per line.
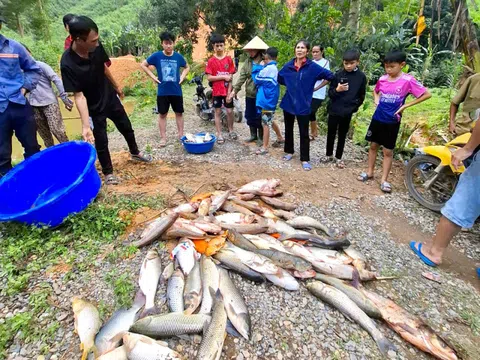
60, 16, 151, 185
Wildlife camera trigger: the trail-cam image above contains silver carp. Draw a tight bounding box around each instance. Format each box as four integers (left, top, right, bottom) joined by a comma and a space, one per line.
265, 268, 299, 291
199, 256, 220, 314
286, 216, 336, 237
307, 282, 394, 355
213, 249, 266, 283
260, 196, 297, 211
133, 212, 179, 248
123, 332, 182, 359
139, 249, 162, 318
218, 268, 251, 340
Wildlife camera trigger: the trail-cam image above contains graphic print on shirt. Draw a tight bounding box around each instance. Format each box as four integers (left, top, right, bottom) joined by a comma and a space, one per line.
161, 60, 177, 82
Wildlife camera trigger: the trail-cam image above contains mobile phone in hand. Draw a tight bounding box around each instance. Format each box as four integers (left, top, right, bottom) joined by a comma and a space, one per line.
340, 77, 348, 85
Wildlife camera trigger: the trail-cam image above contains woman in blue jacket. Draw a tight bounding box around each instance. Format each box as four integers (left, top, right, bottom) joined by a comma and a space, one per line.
278, 40, 335, 170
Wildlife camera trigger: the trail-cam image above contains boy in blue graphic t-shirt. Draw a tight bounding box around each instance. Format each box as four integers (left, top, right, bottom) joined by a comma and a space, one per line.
141, 31, 190, 146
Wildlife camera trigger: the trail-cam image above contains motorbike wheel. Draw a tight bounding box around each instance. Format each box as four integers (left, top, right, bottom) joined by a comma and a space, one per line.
405, 155, 458, 212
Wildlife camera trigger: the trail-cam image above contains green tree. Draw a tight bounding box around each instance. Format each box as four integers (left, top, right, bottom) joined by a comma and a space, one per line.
0, 0, 36, 36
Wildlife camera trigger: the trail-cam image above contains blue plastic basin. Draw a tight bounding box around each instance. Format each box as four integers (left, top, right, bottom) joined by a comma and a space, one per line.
181, 132, 216, 154
0, 141, 101, 227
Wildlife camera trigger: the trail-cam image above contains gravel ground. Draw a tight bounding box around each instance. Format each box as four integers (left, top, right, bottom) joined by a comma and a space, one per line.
2, 94, 479, 360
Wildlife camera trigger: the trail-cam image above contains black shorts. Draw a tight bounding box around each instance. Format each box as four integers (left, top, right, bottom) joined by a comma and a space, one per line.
212, 96, 234, 109
157, 95, 184, 115
365, 120, 400, 150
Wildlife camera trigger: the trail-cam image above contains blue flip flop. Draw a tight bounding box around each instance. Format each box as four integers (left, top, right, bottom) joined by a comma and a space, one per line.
410, 241, 437, 267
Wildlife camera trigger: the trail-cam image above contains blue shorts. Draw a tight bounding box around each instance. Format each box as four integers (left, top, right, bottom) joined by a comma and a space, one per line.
441, 153, 480, 228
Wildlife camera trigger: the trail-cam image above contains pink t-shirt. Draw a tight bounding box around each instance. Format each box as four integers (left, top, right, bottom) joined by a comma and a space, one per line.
373, 73, 426, 123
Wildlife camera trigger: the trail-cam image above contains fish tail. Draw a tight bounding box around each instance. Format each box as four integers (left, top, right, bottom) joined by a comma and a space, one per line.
139, 305, 159, 319
80, 347, 88, 360
376, 336, 396, 356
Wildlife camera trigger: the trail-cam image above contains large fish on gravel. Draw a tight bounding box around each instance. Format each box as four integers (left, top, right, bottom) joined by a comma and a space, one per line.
215, 213, 255, 225
72, 296, 102, 360
272, 209, 296, 220
224, 242, 279, 275
95, 291, 146, 355
174, 202, 199, 214
213, 249, 266, 283
237, 179, 281, 196
226, 230, 258, 251
282, 241, 355, 280
222, 201, 255, 216
133, 213, 179, 248
123, 332, 182, 359
307, 248, 353, 265
307, 282, 395, 355
196, 290, 228, 360
280, 232, 351, 250
314, 274, 381, 319
265, 268, 299, 290
184, 259, 202, 315
229, 198, 277, 219
97, 345, 127, 360
286, 216, 337, 238
167, 268, 185, 312
362, 290, 458, 360
218, 268, 251, 340
260, 196, 297, 211
266, 219, 298, 235
171, 239, 199, 275
219, 222, 269, 234
255, 248, 312, 272
130, 313, 211, 338
199, 255, 220, 314
139, 249, 162, 318
209, 191, 231, 214
198, 198, 212, 216
245, 234, 291, 254
161, 262, 175, 283
164, 222, 206, 239
192, 219, 222, 234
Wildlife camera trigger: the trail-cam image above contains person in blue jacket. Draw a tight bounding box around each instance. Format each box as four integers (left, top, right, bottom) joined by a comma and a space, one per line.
278, 40, 335, 171
252, 47, 283, 155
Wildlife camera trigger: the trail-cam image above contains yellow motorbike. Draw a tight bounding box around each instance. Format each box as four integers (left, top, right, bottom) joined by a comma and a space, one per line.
405, 132, 471, 212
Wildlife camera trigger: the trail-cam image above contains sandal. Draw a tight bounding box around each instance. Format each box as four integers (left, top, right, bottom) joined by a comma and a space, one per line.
131, 152, 153, 163
272, 139, 285, 148
229, 132, 238, 140
104, 174, 120, 185
380, 181, 392, 193
282, 154, 293, 161
217, 136, 225, 144
410, 241, 437, 267
256, 147, 268, 155
302, 162, 312, 171
335, 159, 345, 169
159, 138, 167, 147
357, 172, 373, 182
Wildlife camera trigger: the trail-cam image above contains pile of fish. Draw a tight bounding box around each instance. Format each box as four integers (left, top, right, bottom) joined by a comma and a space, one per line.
72, 179, 458, 360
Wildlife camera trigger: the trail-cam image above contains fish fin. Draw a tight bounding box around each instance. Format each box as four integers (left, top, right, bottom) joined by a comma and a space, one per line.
133, 289, 146, 309
107, 331, 126, 346
226, 319, 243, 338
351, 268, 361, 289
80, 346, 89, 360
92, 345, 99, 359
139, 306, 159, 319
376, 337, 396, 356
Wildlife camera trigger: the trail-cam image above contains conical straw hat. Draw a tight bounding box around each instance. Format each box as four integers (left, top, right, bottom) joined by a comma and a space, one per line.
243, 36, 269, 50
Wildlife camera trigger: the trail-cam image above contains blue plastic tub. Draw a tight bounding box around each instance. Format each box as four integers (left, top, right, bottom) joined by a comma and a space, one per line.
181, 132, 216, 154
0, 141, 101, 227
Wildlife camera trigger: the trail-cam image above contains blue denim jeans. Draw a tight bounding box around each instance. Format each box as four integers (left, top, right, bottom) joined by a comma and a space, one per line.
0, 102, 40, 176
441, 152, 480, 228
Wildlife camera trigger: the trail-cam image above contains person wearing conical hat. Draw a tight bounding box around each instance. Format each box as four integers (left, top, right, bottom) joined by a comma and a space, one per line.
230, 36, 283, 145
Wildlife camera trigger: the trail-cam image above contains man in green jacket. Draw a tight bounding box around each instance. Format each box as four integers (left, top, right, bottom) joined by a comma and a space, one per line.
229, 36, 269, 143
